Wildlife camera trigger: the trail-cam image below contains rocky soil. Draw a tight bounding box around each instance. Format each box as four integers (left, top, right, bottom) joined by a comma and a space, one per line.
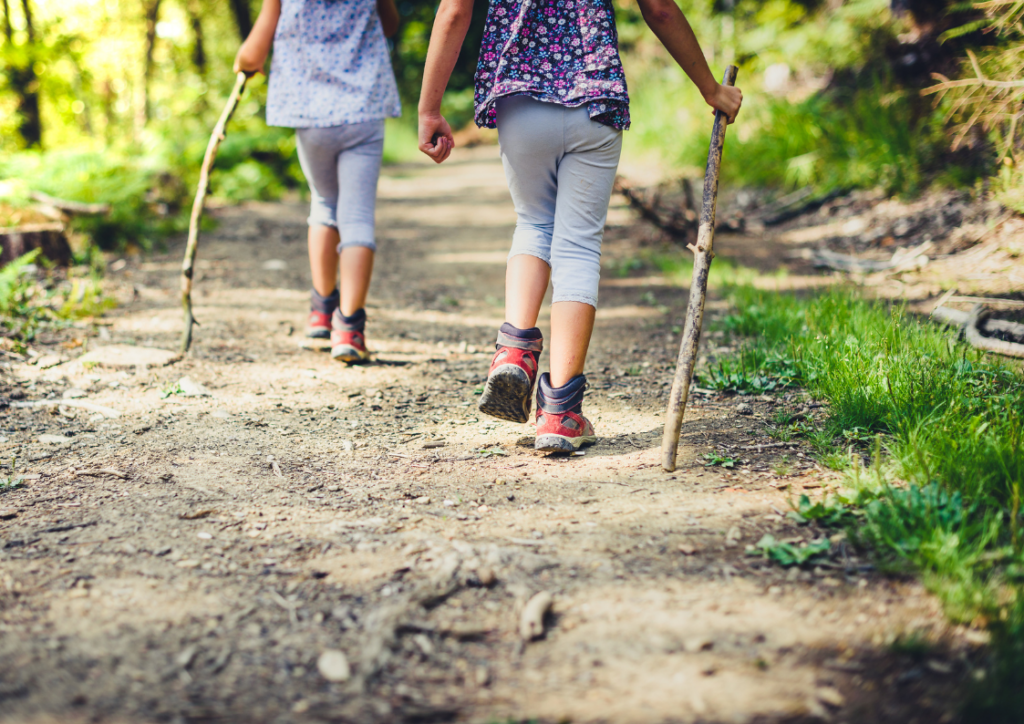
0, 148, 994, 723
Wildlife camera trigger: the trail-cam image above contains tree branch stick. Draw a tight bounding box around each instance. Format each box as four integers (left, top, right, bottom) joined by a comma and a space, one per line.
662, 66, 737, 473
180, 71, 249, 354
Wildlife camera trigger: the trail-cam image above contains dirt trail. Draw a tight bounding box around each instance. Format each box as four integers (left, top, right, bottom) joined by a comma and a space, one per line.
1, 148, 978, 723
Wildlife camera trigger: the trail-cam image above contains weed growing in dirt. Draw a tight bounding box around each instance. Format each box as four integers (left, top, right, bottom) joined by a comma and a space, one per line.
160, 382, 184, 399
702, 452, 738, 468
1, 252, 117, 348
475, 447, 508, 458
717, 286, 1024, 718
751, 533, 831, 567
772, 456, 794, 476
697, 347, 800, 394
0, 475, 25, 494
1, 458, 24, 494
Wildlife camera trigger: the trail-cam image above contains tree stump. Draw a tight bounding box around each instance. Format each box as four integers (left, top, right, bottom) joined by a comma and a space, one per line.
1, 223, 72, 266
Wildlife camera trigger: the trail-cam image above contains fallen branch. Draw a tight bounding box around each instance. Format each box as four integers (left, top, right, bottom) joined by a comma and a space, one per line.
740, 441, 799, 450
808, 241, 933, 274
29, 190, 111, 216
763, 187, 849, 226
964, 305, 1024, 359
12, 399, 122, 418
947, 295, 1024, 308
931, 306, 1024, 342
614, 176, 696, 239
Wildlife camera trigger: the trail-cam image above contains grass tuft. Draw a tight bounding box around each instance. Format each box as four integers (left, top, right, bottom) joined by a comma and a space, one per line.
715, 285, 1024, 717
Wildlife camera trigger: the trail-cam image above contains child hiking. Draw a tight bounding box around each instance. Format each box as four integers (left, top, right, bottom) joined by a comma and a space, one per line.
417, 0, 742, 451
235, 0, 401, 363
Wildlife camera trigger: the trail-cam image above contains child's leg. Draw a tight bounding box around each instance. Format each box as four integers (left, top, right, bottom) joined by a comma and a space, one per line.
296, 127, 345, 290
497, 96, 562, 323
335, 120, 385, 316
476, 97, 562, 423
548, 113, 622, 386
548, 302, 596, 387
309, 225, 341, 297
504, 255, 550, 329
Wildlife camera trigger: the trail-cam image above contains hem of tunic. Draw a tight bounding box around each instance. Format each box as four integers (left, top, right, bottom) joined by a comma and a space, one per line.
267, 108, 402, 129
475, 91, 629, 131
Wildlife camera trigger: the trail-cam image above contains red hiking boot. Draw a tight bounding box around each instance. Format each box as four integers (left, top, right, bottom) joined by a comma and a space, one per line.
306, 310, 332, 339
533, 373, 597, 452
331, 308, 370, 364
478, 325, 543, 424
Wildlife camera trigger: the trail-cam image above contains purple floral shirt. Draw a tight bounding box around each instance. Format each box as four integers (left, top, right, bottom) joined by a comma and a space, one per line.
474, 0, 630, 130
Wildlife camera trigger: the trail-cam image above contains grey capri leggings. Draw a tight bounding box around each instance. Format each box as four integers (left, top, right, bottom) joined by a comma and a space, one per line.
496, 95, 623, 308
295, 120, 385, 252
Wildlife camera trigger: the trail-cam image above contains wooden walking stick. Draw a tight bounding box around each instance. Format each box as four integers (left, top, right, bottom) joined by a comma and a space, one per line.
661, 65, 738, 472
180, 71, 251, 354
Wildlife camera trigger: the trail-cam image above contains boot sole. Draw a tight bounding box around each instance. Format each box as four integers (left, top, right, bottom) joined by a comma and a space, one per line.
331, 345, 370, 364
534, 433, 597, 453
478, 365, 533, 424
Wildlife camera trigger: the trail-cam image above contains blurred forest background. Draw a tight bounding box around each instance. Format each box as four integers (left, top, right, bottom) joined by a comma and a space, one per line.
1, 0, 1023, 254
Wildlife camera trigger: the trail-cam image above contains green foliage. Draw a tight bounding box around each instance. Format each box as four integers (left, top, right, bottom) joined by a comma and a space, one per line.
717, 284, 1024, 714
0, 474, 25, 494
702, 451, 738, 468
791, 492, 856, 528
475, 447, 509, 457
1, 251, 116, 346
709, 85, 952, 196
0, 250, 49, 345
751, 533, 831, 566
0, 249, 41, 314
159, 382, 184, 400
697, 347, 800, 394
0, 456, 24, 494
928, 1, 1024, 165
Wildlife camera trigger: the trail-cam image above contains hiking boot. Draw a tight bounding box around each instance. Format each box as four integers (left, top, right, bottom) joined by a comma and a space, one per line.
534, 373, 597, 452
478, 324, 543, 423
331, 308, 370, 364
309, 288, 340, 339
306, 310, 332, 339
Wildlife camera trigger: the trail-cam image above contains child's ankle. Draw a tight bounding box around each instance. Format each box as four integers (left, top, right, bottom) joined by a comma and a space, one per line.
334, 307, 367, 332
537, 372, 586, 413
311, 288, 340, 315
499, 321, 542, 339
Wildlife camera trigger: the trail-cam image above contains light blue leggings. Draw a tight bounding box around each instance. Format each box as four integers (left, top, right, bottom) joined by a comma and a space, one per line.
496, 95, 623, 308
295, 120, 385, 251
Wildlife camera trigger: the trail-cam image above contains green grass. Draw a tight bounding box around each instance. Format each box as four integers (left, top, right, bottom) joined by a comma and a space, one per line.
1, 251, 117, 347
716, 285, 1024, 720
702, 451, 739, 468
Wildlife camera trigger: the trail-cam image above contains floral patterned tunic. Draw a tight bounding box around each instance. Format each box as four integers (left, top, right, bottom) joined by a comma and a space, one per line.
474, 0, 630, 130
266, 0, 401, 128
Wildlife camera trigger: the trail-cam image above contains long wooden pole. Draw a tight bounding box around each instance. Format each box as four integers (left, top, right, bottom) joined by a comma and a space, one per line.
661, 65, 738, 472
180, 71, 249, 354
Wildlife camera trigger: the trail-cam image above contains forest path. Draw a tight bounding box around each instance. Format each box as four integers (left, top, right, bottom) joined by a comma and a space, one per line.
2, 147, 966, 723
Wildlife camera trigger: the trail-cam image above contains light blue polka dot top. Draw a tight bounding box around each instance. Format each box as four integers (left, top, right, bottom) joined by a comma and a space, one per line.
267, 0, 401, 128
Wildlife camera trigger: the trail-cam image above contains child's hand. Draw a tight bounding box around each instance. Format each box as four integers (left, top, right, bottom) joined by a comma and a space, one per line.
418, 112, 454, 164
704, 83, 743, 124
233, 42, 267, 75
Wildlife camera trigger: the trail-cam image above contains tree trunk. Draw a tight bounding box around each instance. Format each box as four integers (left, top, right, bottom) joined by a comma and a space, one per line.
3, 0, 42, 148
1, 224, 72, 267
140, 0, 162, 128
186, 0, 206, 76
229, 0, 252, 40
